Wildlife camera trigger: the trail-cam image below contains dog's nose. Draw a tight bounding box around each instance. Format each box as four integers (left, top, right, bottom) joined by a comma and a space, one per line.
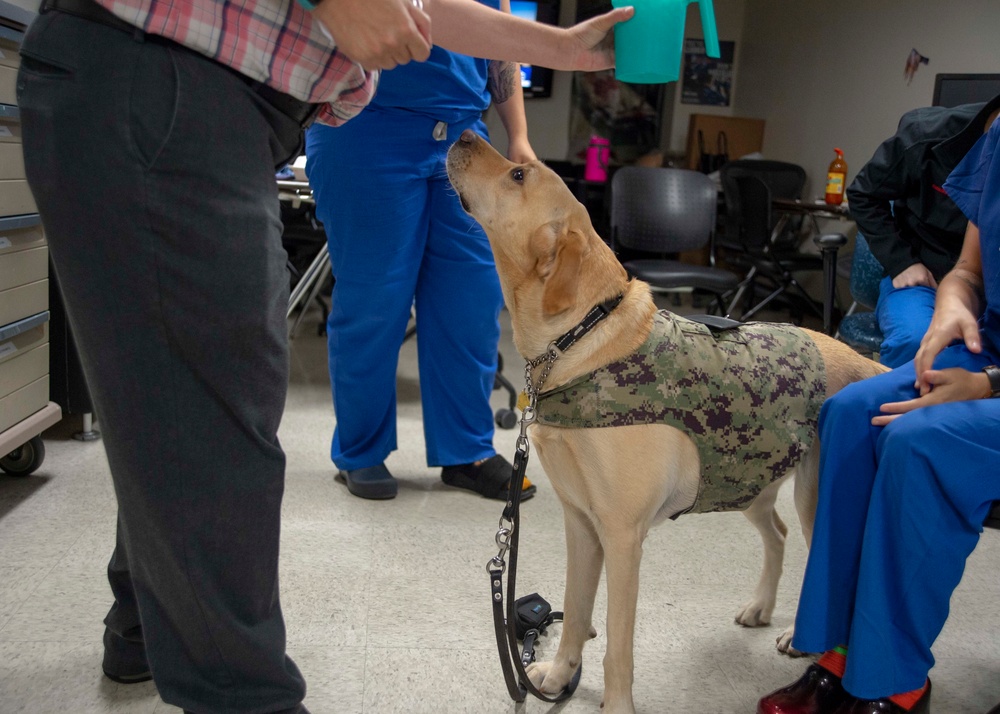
458, 129, 478, 144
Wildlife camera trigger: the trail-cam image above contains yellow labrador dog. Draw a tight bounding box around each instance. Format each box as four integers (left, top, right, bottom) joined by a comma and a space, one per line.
446, 131, 885, 714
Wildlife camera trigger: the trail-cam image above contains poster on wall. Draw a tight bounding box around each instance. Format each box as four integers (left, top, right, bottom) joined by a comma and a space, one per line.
568, 0, 665, 165
681, 38, 735, 106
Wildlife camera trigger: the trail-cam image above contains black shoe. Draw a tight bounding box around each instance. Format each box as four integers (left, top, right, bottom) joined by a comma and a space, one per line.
335, 463, 398, 500
441, 454, 536, 501
102, 628, 151, 684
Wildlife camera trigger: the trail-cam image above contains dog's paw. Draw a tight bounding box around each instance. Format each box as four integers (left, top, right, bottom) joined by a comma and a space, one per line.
775, 625, 805, 656
526, 659, 576, 696
734, 598, 773, 627
600, 693, 637, 714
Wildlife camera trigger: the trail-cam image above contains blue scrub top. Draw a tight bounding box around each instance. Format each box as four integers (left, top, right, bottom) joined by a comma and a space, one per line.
944, 117, 1000, 347
369, 0, 501, 123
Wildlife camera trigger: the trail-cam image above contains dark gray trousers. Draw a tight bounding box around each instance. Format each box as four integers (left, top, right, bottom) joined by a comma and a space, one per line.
18, 10, 307, 713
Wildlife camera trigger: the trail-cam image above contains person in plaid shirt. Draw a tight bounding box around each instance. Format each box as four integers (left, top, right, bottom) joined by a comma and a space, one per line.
15, 0, 633, 711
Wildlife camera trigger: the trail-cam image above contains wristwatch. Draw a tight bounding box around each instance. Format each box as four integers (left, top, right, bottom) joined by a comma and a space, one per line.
983, 365, 1000, 398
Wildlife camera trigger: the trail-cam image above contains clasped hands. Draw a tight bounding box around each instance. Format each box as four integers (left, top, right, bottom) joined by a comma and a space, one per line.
872, 305, 989, 426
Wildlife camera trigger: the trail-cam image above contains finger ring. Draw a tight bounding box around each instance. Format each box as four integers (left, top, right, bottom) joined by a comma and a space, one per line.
411, 0, 423, 10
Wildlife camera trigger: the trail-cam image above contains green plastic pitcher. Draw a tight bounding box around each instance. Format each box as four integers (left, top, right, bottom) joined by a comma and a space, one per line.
611, 0, 720, 84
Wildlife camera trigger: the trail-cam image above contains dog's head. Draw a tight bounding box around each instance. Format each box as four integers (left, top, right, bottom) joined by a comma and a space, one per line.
447, 131, 630, 340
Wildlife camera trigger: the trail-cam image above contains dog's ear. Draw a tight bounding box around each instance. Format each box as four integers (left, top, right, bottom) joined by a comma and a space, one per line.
533, 223, 589, 316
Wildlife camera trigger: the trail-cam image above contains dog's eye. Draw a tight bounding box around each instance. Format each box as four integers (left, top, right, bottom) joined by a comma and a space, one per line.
511, 168, 525, 184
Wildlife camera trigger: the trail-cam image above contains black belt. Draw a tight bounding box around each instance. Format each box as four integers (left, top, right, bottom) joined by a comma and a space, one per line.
40, 0, 321, 127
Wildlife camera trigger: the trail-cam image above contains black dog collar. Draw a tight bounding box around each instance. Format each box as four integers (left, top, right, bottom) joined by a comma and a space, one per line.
551, 293, 625, 355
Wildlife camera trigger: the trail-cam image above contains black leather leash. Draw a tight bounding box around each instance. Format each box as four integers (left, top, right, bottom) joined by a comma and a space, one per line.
487, 293, 624, 703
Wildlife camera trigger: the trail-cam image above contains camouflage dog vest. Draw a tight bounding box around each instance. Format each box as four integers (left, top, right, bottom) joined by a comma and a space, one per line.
535, 311, 826, 515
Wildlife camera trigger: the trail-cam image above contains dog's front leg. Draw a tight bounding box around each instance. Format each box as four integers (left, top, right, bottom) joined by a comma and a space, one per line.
600, 524, 644, 714
527, 503, 603, 694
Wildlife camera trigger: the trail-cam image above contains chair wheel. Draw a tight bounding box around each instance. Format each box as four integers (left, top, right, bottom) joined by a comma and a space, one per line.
495, 408, 518, 430
1, 436, 45, 476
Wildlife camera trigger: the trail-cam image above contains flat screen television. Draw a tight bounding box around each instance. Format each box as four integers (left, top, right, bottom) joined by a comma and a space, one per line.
932, 73, 1000, 107
510, 0, 561, 98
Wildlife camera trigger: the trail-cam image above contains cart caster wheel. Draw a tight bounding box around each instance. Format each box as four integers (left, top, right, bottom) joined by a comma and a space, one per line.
495, 408, 518, 430
1, 436, 45, 476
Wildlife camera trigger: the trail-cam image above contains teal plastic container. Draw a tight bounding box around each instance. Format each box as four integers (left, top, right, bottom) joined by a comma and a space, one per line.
611, 0, 720, 84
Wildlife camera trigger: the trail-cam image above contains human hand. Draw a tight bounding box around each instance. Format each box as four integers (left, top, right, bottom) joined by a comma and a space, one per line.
912, 306, 982, 393
563, 6, 635, 72
507, 138, 537, 164
313, 0, 432, 70
892, 263, 938, 289
872, 367, 990, 425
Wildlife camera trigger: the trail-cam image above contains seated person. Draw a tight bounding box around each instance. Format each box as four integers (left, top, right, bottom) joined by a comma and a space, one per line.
759, 116, 1000, 714
847, 94, 1000, 367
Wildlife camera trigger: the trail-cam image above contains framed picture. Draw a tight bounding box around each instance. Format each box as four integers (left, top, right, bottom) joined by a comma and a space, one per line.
681, 38, 735, 106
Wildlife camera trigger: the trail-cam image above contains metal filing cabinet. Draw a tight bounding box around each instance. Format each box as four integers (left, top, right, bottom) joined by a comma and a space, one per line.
0, 0, 62, 476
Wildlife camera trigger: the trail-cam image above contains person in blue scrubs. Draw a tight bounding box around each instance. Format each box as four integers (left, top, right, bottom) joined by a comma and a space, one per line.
305, 0, 537, 500
758, 119, 1000, 714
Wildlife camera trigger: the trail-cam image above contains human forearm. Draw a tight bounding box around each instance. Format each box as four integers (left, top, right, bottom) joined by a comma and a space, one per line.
429, 0, 632, 71
493, 81, 536, 162
913, 222, 984, 384
934, 221, 985, 320
936, 266, 984, 317
490, 51, 536, 163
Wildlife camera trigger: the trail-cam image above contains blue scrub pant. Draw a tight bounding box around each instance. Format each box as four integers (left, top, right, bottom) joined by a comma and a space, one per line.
875, 276, 937, 368
793, 344, 1000, 698
305, 110, 503, 470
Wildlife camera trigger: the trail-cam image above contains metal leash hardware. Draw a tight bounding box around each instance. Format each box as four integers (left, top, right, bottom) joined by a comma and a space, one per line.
486, 346, 581, 704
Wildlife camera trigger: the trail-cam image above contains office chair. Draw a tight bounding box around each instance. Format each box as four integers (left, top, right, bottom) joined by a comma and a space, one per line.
609, 166, 740, 314
835, 234, 885, 357
720, 160, 832, 323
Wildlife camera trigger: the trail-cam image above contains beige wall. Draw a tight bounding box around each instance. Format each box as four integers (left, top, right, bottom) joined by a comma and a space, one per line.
734, 0, 1000, 199
491, 0, 999, 191
664, 0, 747, 155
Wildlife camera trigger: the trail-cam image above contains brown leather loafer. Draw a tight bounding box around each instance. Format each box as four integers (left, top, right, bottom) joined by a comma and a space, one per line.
758, 664, 851, 714
831, 680, 930, 714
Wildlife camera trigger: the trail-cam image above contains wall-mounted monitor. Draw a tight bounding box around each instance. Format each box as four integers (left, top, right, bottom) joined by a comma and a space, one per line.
510, 0, 561, 98
932, 73, 1000, 107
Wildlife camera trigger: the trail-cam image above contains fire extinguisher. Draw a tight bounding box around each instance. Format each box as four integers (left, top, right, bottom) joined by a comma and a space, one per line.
825, 148, 847, 206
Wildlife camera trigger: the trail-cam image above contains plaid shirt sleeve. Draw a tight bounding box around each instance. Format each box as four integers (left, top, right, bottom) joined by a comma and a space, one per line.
96, 0, 376, 125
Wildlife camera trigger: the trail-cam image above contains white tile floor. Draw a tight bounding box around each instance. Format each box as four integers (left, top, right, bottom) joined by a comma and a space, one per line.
2, 299, 999, 713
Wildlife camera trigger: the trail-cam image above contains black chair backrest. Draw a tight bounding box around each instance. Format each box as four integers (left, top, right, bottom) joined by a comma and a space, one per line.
610, 166, 717, 254
721, 159, 807, 203
721, 159, 807, 251
729, 175, 773, 254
